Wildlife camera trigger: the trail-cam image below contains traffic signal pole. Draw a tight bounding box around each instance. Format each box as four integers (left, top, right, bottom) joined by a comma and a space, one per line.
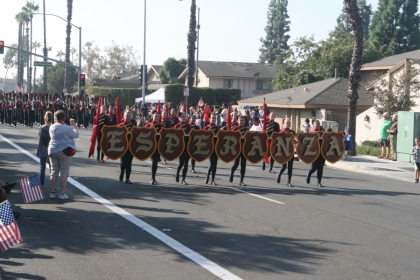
142, 0, 147, 105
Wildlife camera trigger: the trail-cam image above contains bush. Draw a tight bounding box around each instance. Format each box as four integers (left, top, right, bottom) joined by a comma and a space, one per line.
88, 87, 154, 108
356, 143, 382, 156
164, 84, 242, 107
361, 140, 381, 147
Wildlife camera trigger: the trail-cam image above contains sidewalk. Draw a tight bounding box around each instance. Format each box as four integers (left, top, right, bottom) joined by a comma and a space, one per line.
328, 155, 416, 183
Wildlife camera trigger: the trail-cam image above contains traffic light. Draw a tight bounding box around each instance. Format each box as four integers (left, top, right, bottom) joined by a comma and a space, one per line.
139, 65, 143, 86
0, 41, 4, 54
80, 74, 86, 87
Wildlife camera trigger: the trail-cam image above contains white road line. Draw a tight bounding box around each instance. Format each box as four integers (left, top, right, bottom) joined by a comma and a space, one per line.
230, 187, 286, 205
0, 134, 242, 280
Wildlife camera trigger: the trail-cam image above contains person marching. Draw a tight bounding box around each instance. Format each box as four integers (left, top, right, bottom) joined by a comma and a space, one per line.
306, 119, 325, 187
145, 112, 164, 185
174, 112, 192, 185
277, 118, 295, 187
118, 111, 137, 184
264, 112, 280, 173
190, 114, 201, 173
230, 116, 249, 186
97, 105, 110, 162
204, 113, 221, 185
108, 105, 117, 125
169, 108, 179, 127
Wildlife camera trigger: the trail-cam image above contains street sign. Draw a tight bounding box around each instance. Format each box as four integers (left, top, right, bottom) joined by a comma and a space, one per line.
183, 88, 189, 96
34, 61, 52, 67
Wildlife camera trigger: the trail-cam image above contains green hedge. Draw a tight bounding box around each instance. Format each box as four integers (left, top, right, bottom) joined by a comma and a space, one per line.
164, 84, 241, 107
88, 87, 154, 108
356, 140, 382, 156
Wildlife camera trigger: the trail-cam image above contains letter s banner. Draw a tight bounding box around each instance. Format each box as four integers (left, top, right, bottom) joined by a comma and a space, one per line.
130, 127, 157, 161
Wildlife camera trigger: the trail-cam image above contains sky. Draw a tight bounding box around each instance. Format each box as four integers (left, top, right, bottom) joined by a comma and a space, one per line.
1, 0, 381, 81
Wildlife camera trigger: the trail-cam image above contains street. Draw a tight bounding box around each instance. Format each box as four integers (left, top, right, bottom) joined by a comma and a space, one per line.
1, 125, 420, 280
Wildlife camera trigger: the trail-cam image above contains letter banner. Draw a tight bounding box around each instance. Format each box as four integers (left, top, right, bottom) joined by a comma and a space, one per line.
158, 128, 185, 161
296, 132, 320, 164
187, 130, 214, 162
100, 125, 128, 160
215, 130, 242, 163
129, 127, 157, 161
321, 132, 345, 164
243, 131, 268, 164
270, 131, 295, 165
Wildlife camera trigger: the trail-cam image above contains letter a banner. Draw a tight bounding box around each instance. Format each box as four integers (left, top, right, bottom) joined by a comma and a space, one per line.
158, 128, 185, 161
270, 131, 295, 165
130, 127, 157, 161
187, 130, 214, 162
296, 132, 320, 164
243, 131, 268, 164
215, 130, 242, 163
321, 131, 345, 164
100, 125, 128, 160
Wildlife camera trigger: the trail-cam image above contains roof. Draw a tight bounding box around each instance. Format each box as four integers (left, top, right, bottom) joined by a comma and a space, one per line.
150, 65, 162, 74
178, 60, 279, 79
237, 78, 373, 108
362, 49, 420, 70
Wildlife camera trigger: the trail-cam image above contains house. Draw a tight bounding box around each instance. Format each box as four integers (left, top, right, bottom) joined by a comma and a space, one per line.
356, 56, 420, 144
0, 78, 19, 93
91, 66, 163, 90
178, 60, 279, 99
237, 77, 373, 131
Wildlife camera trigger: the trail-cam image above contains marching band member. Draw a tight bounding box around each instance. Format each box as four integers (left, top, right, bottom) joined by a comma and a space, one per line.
264, 112, 280, 173
174, 112, 192, 185
97, 105, 110, 162
145, 112, 163, 185
108, 105, 117, 125
190, 114, 201, 173
204, 113, 220, 185
277, 118, 295, 187
306, 119, 326, 187
118, 111, 137, 184
169, 108, 179, 127
230, 116, 249, 186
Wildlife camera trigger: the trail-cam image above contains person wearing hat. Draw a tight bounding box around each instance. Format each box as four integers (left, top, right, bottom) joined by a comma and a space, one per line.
249, 117, 262, 131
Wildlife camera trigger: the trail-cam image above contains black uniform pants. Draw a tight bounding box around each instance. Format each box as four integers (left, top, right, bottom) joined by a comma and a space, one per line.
176, 151, 190, 180
120, 151, 134, 181
231, 153, 247, 181
279, 158, 294, 184
151, 151, 160, 180
308, 154, 326, 184
96, 131, 105, 161
207, 152, 219, 181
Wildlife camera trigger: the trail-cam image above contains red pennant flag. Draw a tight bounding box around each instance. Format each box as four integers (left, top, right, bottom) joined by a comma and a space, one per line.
115, 96, 122, 124
88, 97, 103, 158
262, 98, 267, 132
227, 103, 231, 130
157, 100, 161, 123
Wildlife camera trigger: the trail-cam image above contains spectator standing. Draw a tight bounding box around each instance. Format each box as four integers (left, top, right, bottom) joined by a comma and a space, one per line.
48, 110, 79, 200
378, 112, 392, 159
37, 111, 52, 189
259, 106, 264, 119
213, 106, 221, 126
387, 114, 398, 161
220, 103, 228, 127
302, 118, 311, 132
202, 103, 211, 127
412, 136, 420, 183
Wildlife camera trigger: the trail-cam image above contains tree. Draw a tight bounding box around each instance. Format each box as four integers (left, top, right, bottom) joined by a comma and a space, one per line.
15, 11, 29, 90
46, 63, 78, 93
32, 41, 41, 90
82, 42, 105, 83
395, 0, 420, 54
159, 57, 187, 84
336, 0, 372, 39
259, 0, 290, 64
187, 0, 197, 105
64, 0, 73, 92
104, 42, 140, 75
2, 45, 18, 92
370, 66, 420, 116
56, 50, 65, 61
344, 0, 364, 154
22, 1, 39, 93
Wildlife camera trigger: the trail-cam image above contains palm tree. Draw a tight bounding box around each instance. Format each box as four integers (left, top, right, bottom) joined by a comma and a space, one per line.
32, 41, 41, 90
64, 0, 73, 92
70, 47, 77, 64
344, 0, 363, 154
22, 1, 40, 93
57, 50, 65, 61
187, 0, 197, 105
42, 0, 47, 92
15, 12, 29, 90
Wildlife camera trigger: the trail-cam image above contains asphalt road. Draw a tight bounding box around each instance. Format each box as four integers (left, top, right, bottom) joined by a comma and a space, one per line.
0, 125, 419, 280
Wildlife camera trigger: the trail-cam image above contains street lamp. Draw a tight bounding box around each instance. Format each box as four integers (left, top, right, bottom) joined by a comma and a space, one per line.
31, 12, 82, 95
142, 0, 147, 104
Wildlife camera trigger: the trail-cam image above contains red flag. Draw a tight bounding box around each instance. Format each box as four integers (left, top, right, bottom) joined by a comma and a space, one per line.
227, 104, 231, 130
115, 96, 122, 124
198, 97, 204, 107
88, 97, 103, 158
0, 201, 22, 252
157, 100, 161, 123
19, 175, 44, 204
262, 98, 267, 132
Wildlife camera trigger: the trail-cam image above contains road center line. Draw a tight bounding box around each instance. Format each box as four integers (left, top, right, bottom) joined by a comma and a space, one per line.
0, 134, 242, 280
230, 187, 286, 205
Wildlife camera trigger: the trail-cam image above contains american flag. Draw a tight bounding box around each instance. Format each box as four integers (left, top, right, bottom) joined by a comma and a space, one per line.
0, 201, 22, 252
19, 175, 44, 204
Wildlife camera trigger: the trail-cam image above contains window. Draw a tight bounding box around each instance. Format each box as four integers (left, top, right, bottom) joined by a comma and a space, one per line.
224, 79, 233, 88
326, 111, 332, 121
256, 80, 263, 90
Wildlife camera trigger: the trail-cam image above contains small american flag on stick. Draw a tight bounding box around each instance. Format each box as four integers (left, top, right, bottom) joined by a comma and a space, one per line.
0, 201, 22, 252
19, 175, 44, 204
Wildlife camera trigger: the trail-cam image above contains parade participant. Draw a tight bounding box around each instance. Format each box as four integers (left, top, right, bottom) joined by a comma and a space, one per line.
190, 114, 201, 173
204, 113, 220, 185
83, 102, 90, 130
145, 112, 163, 184
97, 105, 110, 162
306, 119, 325, 187
174, 112, 192, 185
230, 112, 239, 129
277, 118, 295, 187
169, 108, 179, 127
202, 103, 211, 127
108, 105, 117, 125
230, 116, 249, 186
118, 111, 137, 184
249, 117, 262, 131
263, 112, 280, 173
37, 111, 52, 189
48, 110, 79, 200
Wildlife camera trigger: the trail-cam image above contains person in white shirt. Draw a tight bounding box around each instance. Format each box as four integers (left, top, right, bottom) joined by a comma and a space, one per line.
259, 106, 264, 119
249, 117, 262, 131
220, 103, 228, 127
